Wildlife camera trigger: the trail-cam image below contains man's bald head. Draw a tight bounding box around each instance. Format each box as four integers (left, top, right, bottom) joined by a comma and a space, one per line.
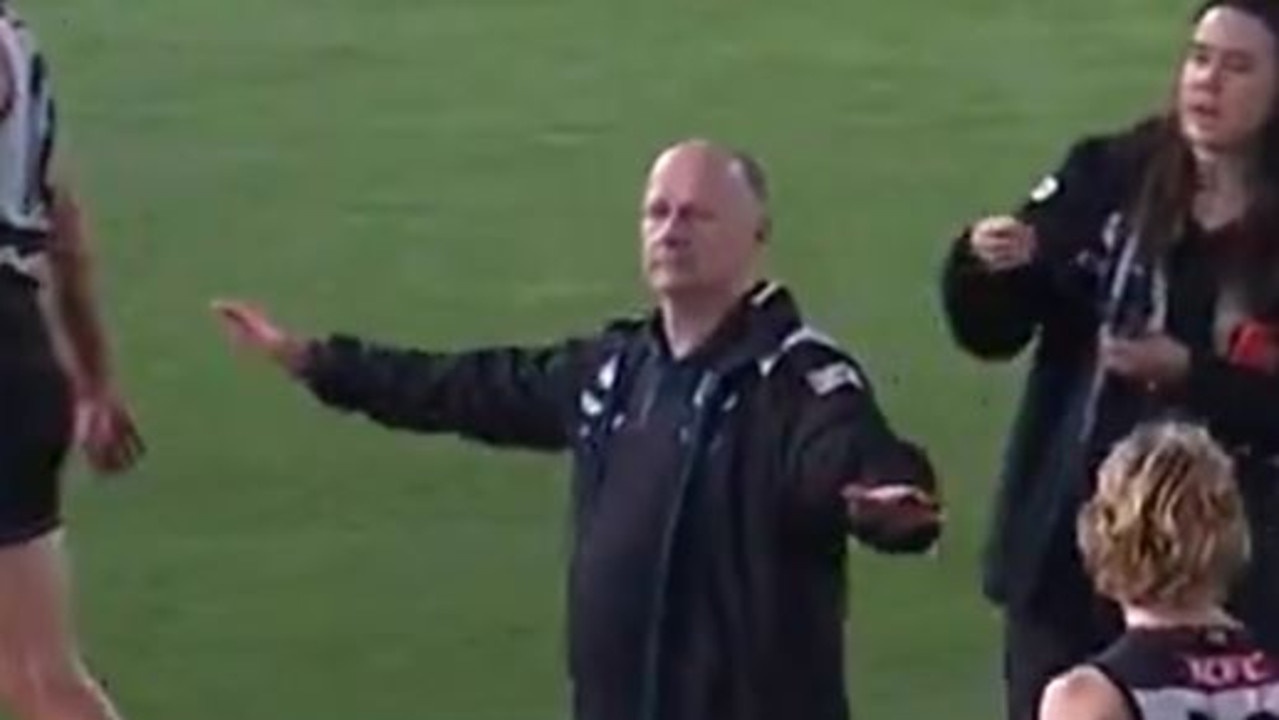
729, 149, 769, 206
640, 139, 770, 303
646, 139, 769, 211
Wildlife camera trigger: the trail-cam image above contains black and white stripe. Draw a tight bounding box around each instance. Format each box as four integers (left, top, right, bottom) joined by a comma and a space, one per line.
0, 6, 55, 279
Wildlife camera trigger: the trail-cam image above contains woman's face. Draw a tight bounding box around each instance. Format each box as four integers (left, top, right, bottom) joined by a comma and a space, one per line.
1179, 6, 1278, 154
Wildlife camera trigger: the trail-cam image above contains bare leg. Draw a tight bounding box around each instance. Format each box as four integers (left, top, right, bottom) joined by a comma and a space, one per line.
0, 531, 122, 720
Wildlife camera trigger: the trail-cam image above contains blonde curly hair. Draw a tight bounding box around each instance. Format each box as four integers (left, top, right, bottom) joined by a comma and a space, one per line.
1078, 421, 1250, 610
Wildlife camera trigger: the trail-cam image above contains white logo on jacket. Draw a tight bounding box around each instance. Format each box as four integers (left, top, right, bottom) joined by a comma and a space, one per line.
806, 362, 863, 396
1029, 175, 1059, 203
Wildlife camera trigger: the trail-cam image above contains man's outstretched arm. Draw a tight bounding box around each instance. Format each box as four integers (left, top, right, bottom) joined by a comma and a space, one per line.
212, 300, 603, 450
786, 359, 941, 554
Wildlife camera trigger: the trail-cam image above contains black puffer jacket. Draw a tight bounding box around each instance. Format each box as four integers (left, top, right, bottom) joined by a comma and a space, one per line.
299, 281, 939, 720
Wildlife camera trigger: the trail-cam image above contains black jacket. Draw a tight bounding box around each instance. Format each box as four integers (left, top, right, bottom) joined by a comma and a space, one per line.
298, 281, 939, 720
942, 123, 1279, 636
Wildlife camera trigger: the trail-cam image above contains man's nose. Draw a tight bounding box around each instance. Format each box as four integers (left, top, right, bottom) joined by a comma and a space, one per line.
653, 214, 689, 243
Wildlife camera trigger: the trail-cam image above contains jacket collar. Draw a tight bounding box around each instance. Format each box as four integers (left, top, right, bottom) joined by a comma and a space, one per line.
644, 280, 804, 376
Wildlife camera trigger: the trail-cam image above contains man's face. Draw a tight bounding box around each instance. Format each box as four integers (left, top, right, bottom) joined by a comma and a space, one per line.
640, 146, 763, 301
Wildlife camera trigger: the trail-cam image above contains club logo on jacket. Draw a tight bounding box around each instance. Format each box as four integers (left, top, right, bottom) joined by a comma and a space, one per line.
577, 353, 623, 438
806, 362, 863, 397
1029, 174, 1059, 203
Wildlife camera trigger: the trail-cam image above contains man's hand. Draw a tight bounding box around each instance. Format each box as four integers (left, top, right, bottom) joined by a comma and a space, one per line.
211, 299, 310, 375
968, 215, 1038, 272
842, 483, 941, 545
1100, 332, 1190, 387
75, 387, 144, 475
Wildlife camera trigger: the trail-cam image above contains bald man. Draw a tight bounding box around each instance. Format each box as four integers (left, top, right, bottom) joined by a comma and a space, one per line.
212, 140, 942, 720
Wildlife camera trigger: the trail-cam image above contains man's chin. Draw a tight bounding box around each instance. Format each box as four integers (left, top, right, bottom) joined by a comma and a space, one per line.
648, 277, 708, 300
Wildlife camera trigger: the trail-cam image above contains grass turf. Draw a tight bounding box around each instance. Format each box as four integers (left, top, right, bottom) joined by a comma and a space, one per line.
19, 0, 1195, 716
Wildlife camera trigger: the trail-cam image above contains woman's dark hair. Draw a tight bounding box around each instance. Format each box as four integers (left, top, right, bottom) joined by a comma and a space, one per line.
1125, 0, 1279, 312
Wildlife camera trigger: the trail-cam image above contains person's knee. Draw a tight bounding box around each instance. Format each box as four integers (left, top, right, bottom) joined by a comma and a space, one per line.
0, 648, 96, 711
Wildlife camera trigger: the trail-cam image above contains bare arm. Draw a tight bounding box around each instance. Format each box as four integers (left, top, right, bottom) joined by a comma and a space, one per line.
44, 178, 112, 397
40, 169, 143, 473
1039, 667, 1131, 720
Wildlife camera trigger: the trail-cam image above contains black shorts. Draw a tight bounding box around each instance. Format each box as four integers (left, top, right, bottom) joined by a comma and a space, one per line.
0, 272, 72, 548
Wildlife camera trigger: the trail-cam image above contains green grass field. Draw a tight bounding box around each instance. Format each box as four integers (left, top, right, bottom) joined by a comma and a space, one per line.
19, 1, 1200, 717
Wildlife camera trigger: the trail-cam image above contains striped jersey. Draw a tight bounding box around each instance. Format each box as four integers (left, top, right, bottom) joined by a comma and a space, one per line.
0, 3, 54, 279
1091, 625, 1279, 720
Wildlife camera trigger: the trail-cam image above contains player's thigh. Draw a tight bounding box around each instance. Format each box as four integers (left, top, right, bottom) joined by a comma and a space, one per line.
0, 360, 77, 673
0, 532, 83, 691
0, 354, 73, 549
0, 532, 73, 637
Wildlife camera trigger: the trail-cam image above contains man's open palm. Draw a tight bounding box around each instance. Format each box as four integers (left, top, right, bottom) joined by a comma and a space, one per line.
211, 299, 305, 372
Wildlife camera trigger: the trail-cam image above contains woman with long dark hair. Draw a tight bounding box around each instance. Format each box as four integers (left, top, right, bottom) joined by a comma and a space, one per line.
941, 2, 1279, 718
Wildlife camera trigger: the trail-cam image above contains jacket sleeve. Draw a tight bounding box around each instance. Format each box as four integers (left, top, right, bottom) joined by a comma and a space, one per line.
785, 357, 941, 554
1184, 350, 1279, 454
297, 332, 606, 451
941, 135, 1119, 360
